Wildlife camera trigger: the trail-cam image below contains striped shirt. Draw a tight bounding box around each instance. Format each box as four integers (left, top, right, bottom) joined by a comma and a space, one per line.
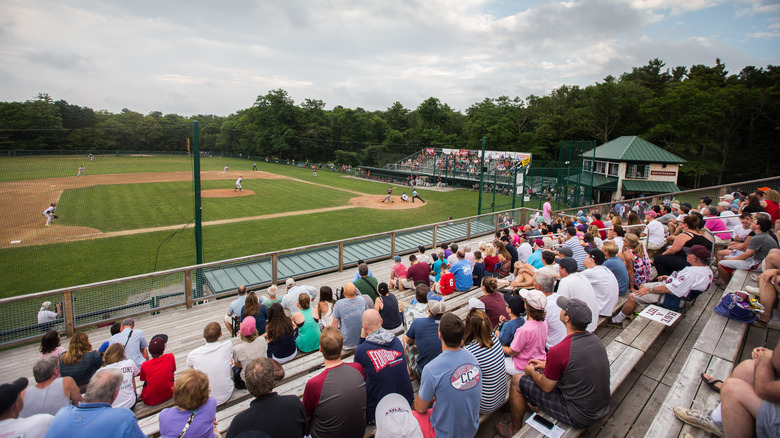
464, 334, 508, 415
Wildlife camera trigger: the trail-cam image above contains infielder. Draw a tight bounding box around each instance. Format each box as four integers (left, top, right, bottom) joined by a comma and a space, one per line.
401, 192, 409, 202
252, 162, 257, 170
222, 165, 229, 175
77, 166, 85, 177
43, 203, 57, 227
412, 189, 425, 203
235, 176, 243, 192
382, 186, 394, 203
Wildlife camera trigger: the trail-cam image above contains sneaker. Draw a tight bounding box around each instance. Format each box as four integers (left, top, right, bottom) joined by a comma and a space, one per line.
744, 285, 759, 296
673, 406, 724, 437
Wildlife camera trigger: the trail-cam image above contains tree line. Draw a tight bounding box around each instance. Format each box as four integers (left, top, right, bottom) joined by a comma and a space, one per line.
0, 58, 777, 188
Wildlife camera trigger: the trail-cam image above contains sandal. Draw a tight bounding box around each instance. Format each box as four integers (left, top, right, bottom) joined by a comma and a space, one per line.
496, 422, 516, 438
701, 373, 722, 393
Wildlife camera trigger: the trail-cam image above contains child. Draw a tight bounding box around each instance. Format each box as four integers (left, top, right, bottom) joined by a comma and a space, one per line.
496, 295, 525, 347
139, 335, 176, 406
504, 289, 547, 375
472, 250, 486, 287
439, 263, 454, 296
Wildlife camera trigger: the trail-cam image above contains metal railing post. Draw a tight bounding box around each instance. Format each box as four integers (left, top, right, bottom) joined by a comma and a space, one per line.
63, 290, 75, 337
184, 270, 193, 309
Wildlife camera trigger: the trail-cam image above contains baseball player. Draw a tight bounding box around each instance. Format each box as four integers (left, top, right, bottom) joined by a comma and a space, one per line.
77, 166, 85, 177
401, 192, 409, 202
252, 162, 257, 171
235, 176, 243, 192
88, 153, 94, 162
43, 203, 57, 227
437, 176, 442, 189
412, 189, 425, 203
382, 186, 394, 203
222, 165, 229, 175
312, 165, 317, 177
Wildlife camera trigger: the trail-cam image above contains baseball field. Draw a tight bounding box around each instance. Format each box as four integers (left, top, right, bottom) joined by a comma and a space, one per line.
0, 154, 517, 298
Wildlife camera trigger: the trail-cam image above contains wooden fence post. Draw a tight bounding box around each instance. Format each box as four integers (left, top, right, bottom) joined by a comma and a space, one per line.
63, 290, 75, 337
467, 218, 472, 240
184, 270, 193, 309
271, 254, 278, 285
391, 232, 396, 257
432, 225, 438, 249
338, 243, 344, 272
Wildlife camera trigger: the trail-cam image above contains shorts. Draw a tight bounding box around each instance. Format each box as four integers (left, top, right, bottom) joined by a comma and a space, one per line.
757, 400, 780, 438
505, 356, 524, 376
720, 258, 759, 272
517, 374, 582, 428
405, 344, 420, 380
631, 281, 663, 305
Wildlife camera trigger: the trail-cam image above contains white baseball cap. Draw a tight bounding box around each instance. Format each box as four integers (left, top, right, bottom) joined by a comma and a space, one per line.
518, 289, 547, 311
375, 393, 423, 438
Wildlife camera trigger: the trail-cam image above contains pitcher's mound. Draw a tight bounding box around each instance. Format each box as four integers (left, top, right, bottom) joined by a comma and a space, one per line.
348, 195, 426, 209
202, 189, 256, 198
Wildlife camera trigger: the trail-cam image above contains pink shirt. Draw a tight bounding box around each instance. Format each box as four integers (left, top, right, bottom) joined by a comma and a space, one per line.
704, 216, 731, 238
543, 202, 552, 219
510, 319, 548, 372
40, 346, 66, 358
392, 262, 408, 279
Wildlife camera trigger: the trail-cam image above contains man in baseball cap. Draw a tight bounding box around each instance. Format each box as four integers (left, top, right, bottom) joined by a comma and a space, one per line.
0, 377, 55, 436
611, 244, 713, 327
497, 296, 610, 437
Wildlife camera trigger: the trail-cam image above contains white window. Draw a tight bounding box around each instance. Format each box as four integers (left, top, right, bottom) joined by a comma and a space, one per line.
583, 160, 593, 171
626, 164, 649, 179
608, 162, 620, 177
594, 161, 607, 174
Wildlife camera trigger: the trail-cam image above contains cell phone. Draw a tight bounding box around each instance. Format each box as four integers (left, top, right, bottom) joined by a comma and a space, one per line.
534, 415, 554, 430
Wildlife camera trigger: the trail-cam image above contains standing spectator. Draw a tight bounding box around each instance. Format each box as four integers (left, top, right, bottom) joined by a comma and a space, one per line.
478, 277, 509, 329
303, 327, 367, 438
39, 329, 65, 358
240, 291, 268, 336
232, 317, 268, 389
265, 303, 298, 364
139, 335, 176, 406
186, 322, 233, 405
602, 241, 630, 296
354, 310, 414, 424
581, 249, 619, 317
19, 356, 81, 417
333, 283, 370, 350
504, 289, 547, 376
46, 369, 145, 438
59, 332, 103, 393
224, 285, 247, 336
543, 197, 552, 223
404, 301, 446, 380
108, 318, 148, 368
101, 344, 139, 409
556, 257, 599, 332
1, 377, 54, 436
295, 294, 321, 353
226, 358, 307, 438
374, 282, 403, 332
159, 369, 219, 438
497, 297, 610, 437
464, 309, 508, 415
414, 312, 482, 438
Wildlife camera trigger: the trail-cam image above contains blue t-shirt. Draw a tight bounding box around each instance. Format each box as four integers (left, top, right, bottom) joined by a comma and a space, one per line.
432, 259, 443, 281
526, 250, 544, 269
450, 259, 474, 292
333, 297, 369, 347
498, 317, 526, 346
472, 262, 486, 287
45, 402, 146, 438
604, 257, 630, 295
405, 317, 442, 375
418, 348, 482, 438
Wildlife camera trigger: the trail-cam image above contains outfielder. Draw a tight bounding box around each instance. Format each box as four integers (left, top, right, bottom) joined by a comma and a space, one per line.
412, 189, 425, 203
382, 186, 394, 203
222, 165, 229, 175
43, 203, 57, 227
252, 162, 257, 170
77, 166, 85, 177
235, 176, 243, 192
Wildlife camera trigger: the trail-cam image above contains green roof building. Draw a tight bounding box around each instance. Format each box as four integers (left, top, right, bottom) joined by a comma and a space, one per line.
582, 136, 686, 202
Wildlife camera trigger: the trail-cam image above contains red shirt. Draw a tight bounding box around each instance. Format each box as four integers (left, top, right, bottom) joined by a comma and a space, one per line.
139, 353, 176, 406
440, 273, 455, 295
406, 262, 430, 286
484, 256, 499, 273
591, 220, 606, 240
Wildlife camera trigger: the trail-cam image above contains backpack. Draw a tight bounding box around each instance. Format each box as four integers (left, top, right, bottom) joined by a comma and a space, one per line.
714, 292, 758, 324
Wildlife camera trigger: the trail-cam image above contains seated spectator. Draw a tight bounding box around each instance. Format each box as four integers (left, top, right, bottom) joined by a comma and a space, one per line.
232, 317, 268, 390
39, 329, 65, 358
479, 277, 509, 329
19, 356, 81, 417
495, 246, 513, 278
562, 227, 589, 271
281, 279, 319, 316
581, 249, 619, 317
414, 312, 482, 438
620, 233, 653, 292
108, 318, 148, 368
303, 327, 367, 437
611, 245, 713, 327
483, 245, 500, 276
437, 263, 455, 295
719, 217, 778, 285
352, 260, 374, 282
100, 344, 139, 409
472, 250, 486, 286
464, 309, 508, 415
404, 301, 446, 380
226, 358, 306, 438
416, 245, 432, 266
265, 303, 298, 364
46, 368, 145, 438
753, 268, 780, 329
314, 286, 335, 330
450, 250, 474, 292
332, 282, 370, 351
591, 213, 607, 240
139, 335, 176, 406
406, 255, 431, 288
262, 284, 283, 308
97, 322, 121, 355
642, 211, 667, 253
354, 263, 380, 303
186, 322, 234, 405
355, 309, 414, 424
37, 301, 60, 328
525, 240, 545, 269
59, 332, 103, 393
602, 241, 630, 296
606, 224, 625, 252
159, 369, 219, 438
374, 393, 425, 438
374, 282, 403, 332
431, 251, 443, 283
504, 289, 547, 376
224, 285, 247, 336
556, 257, 599, 332
655, 215, 711, 277
295, 294, 321, 353
389, 256, 409, 290
447, 243, 459, 265
497, 295, 526, 347
497, 297, 610, 436
403, 284, 431, 332
0, 377, 54, 436
703, 206, 732, 244
240, 290, 268, 336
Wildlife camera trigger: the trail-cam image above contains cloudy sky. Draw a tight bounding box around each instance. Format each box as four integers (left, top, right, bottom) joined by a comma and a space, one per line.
1, 0, 778, 116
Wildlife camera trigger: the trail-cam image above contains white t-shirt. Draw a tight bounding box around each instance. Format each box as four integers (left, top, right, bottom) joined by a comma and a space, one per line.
38, 310, 57, 324
516, 243, 533, 263
281, 285, 318, 316
556, 273, 599, 332
102, 359, 140, 409
734, 226, 751, 241
645, 220, 666, 248
719, 211, 740, 231
544, 293, 566, 349
581, 266, 619, 316
0, 414, 54, 437
664, 266, 714, 298
609, 236, 624, 253
187, 341, 234, 405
